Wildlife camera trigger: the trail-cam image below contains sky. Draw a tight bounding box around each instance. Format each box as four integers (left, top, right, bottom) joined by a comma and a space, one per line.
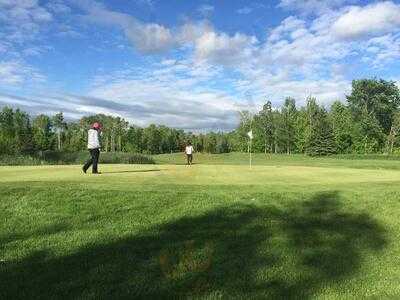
0, 0, 400, 131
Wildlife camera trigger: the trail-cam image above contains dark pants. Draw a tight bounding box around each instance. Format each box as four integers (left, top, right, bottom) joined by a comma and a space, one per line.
83, 148, 100, 173
186, 154, 193, 165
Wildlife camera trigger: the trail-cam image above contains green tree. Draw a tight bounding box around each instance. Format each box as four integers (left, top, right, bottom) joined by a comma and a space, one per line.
281, 97, 297, 154
143, 124, 161, 154
272, 110, 284, 153
33, 114, 54, 151
215, 133, 230, 153
329, 101, 354, 153
294, 108, 308, 154
204, 132, 217, 153
305, 105, 336, 156
0, 107, 16, 154
258, 101, 275, 154
386, 111, 400, 154
352, 109, 385, 154
64, 122, 86, 152
14, 109, 33, 154
52, 112, 67, 151
347, 79, 400, 134
125, 126, 144, 153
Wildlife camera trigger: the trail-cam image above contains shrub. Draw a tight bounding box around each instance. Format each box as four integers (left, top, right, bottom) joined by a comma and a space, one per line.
0, 155, 45, 166
0, 151, 154, 166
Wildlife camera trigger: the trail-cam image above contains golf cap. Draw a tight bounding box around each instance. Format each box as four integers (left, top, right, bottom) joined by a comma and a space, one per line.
92, 122, 102, 130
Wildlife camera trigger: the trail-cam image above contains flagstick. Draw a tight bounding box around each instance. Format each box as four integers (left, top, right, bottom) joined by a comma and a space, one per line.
249, 116, 253, 169
249, 138, 252, 169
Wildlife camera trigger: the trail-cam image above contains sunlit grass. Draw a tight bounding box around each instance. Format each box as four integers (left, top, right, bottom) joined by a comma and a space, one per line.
1, 154, 400, 299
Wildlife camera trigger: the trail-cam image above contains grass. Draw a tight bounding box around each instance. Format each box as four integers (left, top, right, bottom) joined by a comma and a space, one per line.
155, 152, 400, 170
0, 151, 154, 166
1, 153, 400, 299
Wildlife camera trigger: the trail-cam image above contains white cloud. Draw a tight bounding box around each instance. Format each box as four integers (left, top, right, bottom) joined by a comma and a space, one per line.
178, 21, 212, 44
0, 59, 240, 131
55, 24, 83, 38
0, 60, 45, 86
194, 31, 258, 66
89, 84, 239, 130
245, 76, 351, 106
77, 1, 259, 63
0, 41, 9, 53
267, 16, 306, 42
237, 7, 253, 14
0, 0, 65, 60
134, 0, 155, 8
262, 16, 350, 78
198, 4, 214, 17
332, 1, 400, 39
278, 0, 358, 15
46, 0, 71, 14
0, 0, 52, 22
85, 61, 241, 130
76, 0, 175, 53
365, 34, 400, 67
125, 23, 174, 53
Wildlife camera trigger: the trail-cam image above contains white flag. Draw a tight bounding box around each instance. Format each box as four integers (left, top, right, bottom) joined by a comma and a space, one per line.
247, 130, 253, 140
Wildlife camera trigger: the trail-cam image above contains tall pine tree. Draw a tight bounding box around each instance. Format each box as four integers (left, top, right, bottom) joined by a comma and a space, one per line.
306, 105, 336, 156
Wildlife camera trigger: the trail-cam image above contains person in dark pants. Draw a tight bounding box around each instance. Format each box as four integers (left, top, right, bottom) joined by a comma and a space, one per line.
185, 142, 194, 165
82, 122, 102, 174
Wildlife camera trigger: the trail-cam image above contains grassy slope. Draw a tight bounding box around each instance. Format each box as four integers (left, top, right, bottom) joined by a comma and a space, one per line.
1, 155, 400, 299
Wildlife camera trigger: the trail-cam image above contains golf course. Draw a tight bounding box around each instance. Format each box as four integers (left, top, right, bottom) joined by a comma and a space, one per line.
1, 153, 400, 299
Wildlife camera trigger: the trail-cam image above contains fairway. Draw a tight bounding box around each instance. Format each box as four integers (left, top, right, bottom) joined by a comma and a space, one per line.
1, 156, 400, 299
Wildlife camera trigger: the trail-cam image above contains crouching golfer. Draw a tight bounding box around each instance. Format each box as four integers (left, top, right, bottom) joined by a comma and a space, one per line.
185, 142, 194, 165
82, 122, 102, 174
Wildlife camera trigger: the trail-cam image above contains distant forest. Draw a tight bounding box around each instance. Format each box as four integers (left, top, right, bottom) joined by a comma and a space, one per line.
1, 78, 400, 156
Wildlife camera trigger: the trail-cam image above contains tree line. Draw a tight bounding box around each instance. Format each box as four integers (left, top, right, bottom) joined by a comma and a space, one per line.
1, 78, 399, 156
237, 78, 400, 156
0, 109, 230, 155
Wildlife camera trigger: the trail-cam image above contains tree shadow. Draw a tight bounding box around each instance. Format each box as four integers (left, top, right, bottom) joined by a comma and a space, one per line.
1, 192, 387, 299
262, 192, 387, 298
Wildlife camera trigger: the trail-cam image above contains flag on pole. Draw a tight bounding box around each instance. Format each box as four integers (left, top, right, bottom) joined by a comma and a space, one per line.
247, 130, 253, 140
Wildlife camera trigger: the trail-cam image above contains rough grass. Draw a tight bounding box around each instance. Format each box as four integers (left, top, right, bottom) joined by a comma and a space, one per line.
1, 155, 400, 299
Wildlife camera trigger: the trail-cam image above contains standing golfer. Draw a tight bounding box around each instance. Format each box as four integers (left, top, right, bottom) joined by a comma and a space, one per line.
82, 122, 102, 174
185, 142, 194, 165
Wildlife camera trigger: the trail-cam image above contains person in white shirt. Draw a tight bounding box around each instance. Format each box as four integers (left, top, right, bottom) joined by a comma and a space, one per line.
185, 142, 194, 165
82, 122, 102, 174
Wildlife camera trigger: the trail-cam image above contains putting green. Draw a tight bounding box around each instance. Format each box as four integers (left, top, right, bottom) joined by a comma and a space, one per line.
1, 164, 399, 188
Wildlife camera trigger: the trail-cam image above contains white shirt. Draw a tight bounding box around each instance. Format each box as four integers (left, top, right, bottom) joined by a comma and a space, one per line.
87, 129, 100, 149
185, 145, 194, 155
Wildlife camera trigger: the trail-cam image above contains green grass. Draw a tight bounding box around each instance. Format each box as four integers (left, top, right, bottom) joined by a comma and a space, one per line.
155, 152, 400, 170
0, 151, 154, 166
1, 154, 400, 299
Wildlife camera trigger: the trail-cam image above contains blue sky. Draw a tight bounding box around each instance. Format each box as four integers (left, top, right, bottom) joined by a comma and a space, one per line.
0, 0, 399, 131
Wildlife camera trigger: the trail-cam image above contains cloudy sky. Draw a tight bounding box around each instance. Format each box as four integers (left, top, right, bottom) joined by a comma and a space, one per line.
0, 0, 399, 131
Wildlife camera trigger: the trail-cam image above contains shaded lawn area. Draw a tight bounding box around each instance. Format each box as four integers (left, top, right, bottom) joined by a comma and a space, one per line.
0, 180, 395, 299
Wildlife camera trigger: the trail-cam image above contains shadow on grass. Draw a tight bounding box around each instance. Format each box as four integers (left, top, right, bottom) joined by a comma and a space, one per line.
1, 192, 387, 299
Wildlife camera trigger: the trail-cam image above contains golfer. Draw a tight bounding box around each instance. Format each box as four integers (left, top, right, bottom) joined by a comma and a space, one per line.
82, 122, 102, 174
185, 142, 194, 165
